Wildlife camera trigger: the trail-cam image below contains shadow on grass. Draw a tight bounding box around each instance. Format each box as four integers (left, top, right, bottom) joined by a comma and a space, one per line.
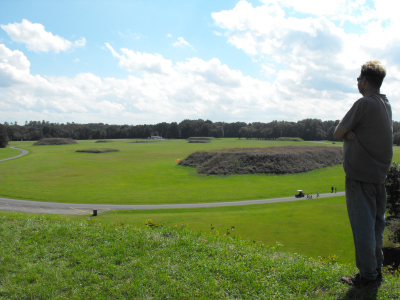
382, 246, 400, 272
340, 286, 378, 300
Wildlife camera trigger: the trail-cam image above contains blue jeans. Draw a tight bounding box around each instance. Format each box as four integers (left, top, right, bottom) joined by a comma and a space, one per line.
345, 177, 387, 280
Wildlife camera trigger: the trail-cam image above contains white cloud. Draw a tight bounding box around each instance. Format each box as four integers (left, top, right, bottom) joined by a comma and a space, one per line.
0, 44, 30, 87
173, 37, 195, 51
1, 19, 85, 53
105, 43, 173, 74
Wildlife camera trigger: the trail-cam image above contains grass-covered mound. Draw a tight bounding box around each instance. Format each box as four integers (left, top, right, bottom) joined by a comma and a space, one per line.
76, 148, 119, 153
1, 214, 398, 299
33, 138, 77, 145
276, 137, 304, 142
179, 146, 342, 175
188, 137, 214, 143
95, 140, 112, 143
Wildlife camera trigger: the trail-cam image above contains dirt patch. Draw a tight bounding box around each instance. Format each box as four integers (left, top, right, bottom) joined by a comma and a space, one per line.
178, 146, 342, 175
76, 148, 119, 153
33, 138, 77, 145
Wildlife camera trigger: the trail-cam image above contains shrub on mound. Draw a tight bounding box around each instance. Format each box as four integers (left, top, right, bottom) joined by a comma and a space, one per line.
178, 146, 342, 175
33, 138, 77, 145
76, 148, 119, 153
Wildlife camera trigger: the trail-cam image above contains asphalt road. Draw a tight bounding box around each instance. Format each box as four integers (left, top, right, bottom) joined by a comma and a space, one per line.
0, 146, 346, 215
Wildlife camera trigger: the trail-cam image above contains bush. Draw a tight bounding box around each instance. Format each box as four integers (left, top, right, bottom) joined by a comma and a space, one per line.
387, 219, 400, 243
385, 162, 400, 243
0, 124, 9, 148
385, 162, 400, 218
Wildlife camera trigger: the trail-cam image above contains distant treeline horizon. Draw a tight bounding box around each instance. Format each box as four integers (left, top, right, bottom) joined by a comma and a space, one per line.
3, 119, 400, 142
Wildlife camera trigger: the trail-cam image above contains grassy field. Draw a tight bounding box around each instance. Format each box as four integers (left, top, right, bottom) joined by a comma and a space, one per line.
1, 140, 399, 264
1, 213, 399, 300
1, 139, 346, 204
0, 146, 21, 160
57, 196, 356, 262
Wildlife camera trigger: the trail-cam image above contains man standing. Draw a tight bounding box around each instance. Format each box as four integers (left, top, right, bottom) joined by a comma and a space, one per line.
333, 61, 392, 287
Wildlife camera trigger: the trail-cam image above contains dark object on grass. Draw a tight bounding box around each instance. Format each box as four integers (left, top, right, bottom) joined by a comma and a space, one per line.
188, 137, 213, 143
92, 210, 97, 216
179, 146, 343, 175
33, 138, 77, 145
95, 140, 112, 143
76, 148, 119, 153
276, 137, 304, 142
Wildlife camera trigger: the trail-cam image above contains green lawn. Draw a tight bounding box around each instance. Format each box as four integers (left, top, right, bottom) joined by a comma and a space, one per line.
1, 140, 399, 264
0, 146, 22, 160
1, 139, 346, 204
57, 196, 355, 262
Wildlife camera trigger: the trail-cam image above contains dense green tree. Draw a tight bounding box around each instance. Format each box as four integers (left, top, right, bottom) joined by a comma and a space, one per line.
0, 124, 9, 148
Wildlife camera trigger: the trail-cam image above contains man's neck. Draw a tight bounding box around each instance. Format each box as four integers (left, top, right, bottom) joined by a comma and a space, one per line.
362, 89, 380, 97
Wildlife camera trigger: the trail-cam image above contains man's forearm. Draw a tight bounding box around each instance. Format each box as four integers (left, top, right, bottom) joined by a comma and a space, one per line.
333, 124, 348, 140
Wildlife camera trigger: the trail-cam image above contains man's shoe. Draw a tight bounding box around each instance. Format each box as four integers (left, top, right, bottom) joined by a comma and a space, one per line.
340, 273, 378, 288
376, 268, 383, 280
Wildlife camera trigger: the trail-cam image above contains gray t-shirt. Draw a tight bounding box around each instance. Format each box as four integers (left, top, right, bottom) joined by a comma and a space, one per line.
340, 94, 393, 183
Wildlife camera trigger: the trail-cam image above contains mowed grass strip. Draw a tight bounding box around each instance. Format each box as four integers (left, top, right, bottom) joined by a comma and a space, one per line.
1, 139, 346, 204
59, 196, 356, 262
1, 213, 399, 299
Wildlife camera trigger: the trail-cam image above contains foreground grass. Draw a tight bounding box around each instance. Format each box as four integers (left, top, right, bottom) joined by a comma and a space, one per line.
0, 214, 399, 299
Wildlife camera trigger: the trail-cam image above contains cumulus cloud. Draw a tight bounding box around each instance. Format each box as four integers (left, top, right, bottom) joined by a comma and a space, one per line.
212, 0, 400, 97
1, 19, 85, 53
0, 44, 30, 87
173, 37, 195, 51
105, 43, 173, 74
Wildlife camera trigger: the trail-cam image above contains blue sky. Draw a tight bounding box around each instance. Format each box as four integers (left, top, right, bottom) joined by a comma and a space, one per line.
1, 0, 399, 125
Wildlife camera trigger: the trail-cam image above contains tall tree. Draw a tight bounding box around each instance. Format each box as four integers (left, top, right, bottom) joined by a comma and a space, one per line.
0, 124, 9, 148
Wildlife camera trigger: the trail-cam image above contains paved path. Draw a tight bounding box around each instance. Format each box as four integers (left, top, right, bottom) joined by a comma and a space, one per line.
0, 192, 346, 215
0, 146, 345, 215
0, 146, 29, 161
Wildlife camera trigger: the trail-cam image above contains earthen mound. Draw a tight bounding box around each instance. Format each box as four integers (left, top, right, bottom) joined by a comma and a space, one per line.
178, 146, 342, 175
33, 138, 77, 145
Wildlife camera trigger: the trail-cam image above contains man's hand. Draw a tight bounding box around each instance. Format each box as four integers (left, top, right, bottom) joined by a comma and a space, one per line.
345, 130, 356, 140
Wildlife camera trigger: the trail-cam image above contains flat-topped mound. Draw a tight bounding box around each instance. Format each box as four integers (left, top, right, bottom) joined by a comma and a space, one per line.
187, 137, 214, 143
33, 138, 77, 145
95, 140, 112, 143
178, 146, 342, 175
76, 148, 119, 153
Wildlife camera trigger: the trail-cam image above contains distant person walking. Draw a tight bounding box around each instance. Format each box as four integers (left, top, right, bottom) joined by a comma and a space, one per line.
334, 61, 392, 288
331, 186, 334, 193
335, 187, 337, 193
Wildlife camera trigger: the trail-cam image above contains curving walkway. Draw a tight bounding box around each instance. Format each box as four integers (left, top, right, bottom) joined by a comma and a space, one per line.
0, 146, 29, 161
0, 192, 346, 215
0, 146, 345, 215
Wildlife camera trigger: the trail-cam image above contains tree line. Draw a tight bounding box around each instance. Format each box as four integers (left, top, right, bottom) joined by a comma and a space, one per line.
2, 119, 400, 146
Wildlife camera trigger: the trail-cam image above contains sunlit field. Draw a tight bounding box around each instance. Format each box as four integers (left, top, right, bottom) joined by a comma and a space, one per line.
1, 140, 399, 262
1, 139, 346, 204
